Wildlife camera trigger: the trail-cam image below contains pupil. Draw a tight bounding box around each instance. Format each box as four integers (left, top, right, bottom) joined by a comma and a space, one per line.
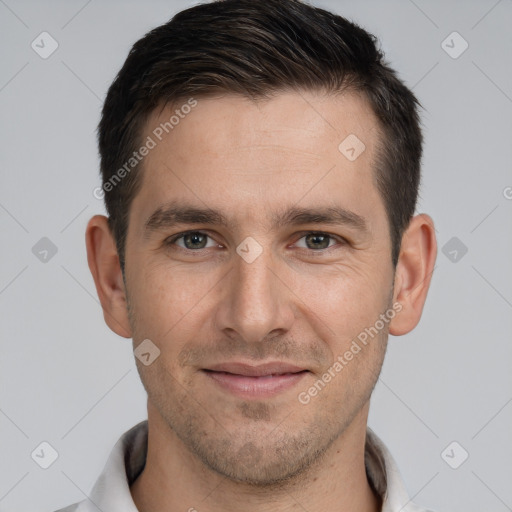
186, 233, 206, 249
307, 233, 329, 249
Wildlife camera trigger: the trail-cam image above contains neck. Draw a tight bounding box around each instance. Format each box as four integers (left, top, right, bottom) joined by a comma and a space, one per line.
130, 401, 381, 512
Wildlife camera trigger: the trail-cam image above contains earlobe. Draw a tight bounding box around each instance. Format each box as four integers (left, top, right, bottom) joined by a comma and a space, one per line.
85, 215, 132, 338
389, 214, 437, 336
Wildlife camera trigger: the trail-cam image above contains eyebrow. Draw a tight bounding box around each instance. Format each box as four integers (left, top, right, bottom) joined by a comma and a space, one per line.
143, 201, 369, 239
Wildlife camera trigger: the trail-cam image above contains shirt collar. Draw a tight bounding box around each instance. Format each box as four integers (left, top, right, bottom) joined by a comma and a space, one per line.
67, 420, 429, 512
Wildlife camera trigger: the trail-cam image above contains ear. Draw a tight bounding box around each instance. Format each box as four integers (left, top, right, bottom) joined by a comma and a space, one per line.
85, 215, 132, 338
389, 214, 437, 336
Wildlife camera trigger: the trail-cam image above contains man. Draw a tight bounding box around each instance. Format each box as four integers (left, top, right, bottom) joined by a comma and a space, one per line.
57, 0, 437, 510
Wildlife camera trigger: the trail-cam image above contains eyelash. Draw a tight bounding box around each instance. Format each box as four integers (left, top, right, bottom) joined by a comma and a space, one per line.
164, 230, 346, 253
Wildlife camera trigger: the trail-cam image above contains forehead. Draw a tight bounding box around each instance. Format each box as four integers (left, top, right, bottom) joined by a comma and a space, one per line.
146, 90, 379, 158
130, 90, 383, 232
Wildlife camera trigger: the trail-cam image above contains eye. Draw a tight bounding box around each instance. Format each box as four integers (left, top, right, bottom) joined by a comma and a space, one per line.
167, 231, 218, 250
165, 230, 344, 253
294, 232, 342, 250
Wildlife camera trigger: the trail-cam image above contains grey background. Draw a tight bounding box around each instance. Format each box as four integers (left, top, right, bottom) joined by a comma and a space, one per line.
1, 1, 511, 511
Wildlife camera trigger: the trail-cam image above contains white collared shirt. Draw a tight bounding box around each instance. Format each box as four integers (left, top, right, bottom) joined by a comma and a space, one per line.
54, 420, 435, 512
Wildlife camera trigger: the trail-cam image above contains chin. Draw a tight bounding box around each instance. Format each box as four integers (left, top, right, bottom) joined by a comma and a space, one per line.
187, 429, 333, 488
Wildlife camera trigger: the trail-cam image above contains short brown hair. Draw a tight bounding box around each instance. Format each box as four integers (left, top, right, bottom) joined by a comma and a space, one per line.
98, 0, 423, 272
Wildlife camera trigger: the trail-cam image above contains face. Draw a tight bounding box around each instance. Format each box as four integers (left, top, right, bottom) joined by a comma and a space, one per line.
124, 90, 396, 485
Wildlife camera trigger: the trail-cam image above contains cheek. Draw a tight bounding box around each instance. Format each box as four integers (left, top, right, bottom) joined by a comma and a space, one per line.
291, 263, 391, 340
128, 267, 200, 342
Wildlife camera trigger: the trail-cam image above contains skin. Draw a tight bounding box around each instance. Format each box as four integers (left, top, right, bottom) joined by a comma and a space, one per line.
86, 90, 437, 512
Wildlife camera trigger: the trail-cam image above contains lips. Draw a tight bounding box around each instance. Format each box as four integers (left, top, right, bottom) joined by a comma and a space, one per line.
205, 362, 306, 377
202, 362, 309, 398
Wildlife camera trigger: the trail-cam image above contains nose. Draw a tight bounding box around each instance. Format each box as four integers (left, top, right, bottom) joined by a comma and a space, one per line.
214, 246, 295, 344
